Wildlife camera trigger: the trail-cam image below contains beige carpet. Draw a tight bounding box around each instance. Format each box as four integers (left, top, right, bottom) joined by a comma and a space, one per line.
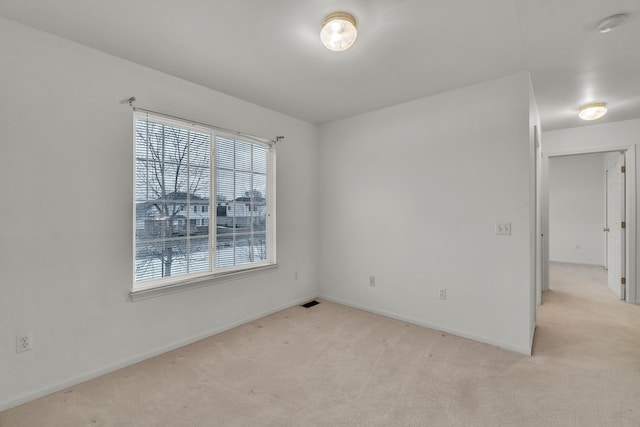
2, 262, 640, 426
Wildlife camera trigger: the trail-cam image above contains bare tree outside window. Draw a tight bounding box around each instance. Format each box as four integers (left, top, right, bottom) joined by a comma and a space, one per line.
135, 119, 210, 280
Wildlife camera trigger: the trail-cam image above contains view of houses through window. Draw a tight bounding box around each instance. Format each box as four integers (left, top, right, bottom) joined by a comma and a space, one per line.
134, 114, 273, 285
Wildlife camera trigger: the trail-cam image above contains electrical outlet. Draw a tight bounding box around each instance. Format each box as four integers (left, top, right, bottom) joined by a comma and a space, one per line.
369, 276, 376, 287
439, 289, 447, 300
16, 335, 31, 353
495, 222, 512, 236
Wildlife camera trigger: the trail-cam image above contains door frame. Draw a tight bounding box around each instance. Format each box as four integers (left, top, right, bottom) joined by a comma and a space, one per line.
535, 126, 543, 307
539, 144, 636, 304
604, 168, 608, 270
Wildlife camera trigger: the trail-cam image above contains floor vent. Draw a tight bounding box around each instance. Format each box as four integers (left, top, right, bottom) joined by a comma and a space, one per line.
301, 300, 320, 308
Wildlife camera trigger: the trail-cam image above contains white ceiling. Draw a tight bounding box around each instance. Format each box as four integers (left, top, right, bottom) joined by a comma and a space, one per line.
1, 0, 638, 130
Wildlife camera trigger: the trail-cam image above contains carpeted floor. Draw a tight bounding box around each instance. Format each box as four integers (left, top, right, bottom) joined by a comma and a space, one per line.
2, 262, 639, 426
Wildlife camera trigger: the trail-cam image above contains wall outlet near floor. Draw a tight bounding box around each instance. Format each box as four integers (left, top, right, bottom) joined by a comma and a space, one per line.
439, 289, 447, 300
16, 335, 32, 353
495, 222, 512, 235
369, 276, 376, 287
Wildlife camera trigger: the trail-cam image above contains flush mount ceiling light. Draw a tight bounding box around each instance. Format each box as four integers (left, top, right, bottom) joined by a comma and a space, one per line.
578, 102, 608, 121
320, 12, 358, 51
597, 13, 628, 33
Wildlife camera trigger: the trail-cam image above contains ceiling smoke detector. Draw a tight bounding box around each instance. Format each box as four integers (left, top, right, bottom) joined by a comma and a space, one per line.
597, 13, 628, 33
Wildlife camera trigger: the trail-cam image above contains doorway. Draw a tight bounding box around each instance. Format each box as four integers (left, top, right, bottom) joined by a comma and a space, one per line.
539, 147, 636, 304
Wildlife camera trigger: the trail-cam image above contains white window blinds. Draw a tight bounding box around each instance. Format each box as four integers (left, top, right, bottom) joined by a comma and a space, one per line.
133, 112, 275, 289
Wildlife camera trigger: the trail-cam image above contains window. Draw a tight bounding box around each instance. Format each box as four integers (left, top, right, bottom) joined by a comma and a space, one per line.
134, 113, 275, 290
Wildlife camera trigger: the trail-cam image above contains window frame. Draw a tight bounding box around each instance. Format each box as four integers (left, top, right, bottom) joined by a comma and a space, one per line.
131, 112, 277, 299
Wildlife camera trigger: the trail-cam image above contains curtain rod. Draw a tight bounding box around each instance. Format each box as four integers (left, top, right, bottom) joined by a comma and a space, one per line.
121, 97, 284, 145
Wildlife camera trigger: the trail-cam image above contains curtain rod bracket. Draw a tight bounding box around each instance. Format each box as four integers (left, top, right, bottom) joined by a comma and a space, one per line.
276, 136, 285, 143
120, 96, 136, 106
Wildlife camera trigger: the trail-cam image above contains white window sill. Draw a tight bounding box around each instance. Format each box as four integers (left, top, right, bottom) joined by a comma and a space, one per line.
130, 264, 279, 302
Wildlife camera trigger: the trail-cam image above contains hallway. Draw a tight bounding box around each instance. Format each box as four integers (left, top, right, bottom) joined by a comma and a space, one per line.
530, 262, 640, 424
535, 261, 639, 358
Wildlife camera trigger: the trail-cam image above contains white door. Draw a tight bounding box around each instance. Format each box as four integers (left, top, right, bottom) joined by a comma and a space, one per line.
605, 153, 626, 300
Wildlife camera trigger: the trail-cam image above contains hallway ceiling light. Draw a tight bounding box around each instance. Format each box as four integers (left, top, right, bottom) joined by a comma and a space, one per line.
320, 12, 358, 52
578, 102, 608, 121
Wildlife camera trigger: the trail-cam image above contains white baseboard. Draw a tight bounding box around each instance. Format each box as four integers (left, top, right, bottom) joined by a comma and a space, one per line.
549, 259, 605, 267
1, 294, 317, 412
319, 294, 532, 356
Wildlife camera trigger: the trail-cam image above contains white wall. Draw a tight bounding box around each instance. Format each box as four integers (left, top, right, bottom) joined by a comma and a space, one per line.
0, 18, 319, 410
549, 153, 605, 265
318, 72, 535, 354
543, 119, 640, 304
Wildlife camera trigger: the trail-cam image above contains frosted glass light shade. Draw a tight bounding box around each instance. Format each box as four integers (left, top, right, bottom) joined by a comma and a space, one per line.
597, 13, 628, 33
578, 102, 608, 121
320, 12, 357, 51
